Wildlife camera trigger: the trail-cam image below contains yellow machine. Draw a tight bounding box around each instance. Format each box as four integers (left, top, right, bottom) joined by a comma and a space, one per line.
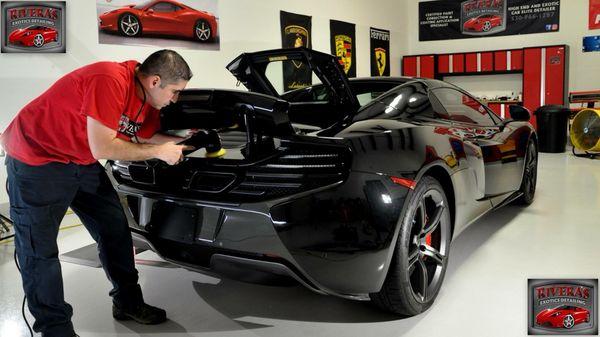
570, 108, 600, 157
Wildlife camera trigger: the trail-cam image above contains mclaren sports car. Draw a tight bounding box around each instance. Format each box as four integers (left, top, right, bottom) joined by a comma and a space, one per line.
98, 0, 218, 42
106, 48, 538, 315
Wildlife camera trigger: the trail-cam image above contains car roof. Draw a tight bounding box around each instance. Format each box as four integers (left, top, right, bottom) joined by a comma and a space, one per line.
347, 76, 453, 91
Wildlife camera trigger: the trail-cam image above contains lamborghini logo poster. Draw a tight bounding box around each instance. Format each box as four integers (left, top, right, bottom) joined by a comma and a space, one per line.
370, 28, 390, 76
280, 11, 312, 91
419, 0, 560, 41
330, 20, 356, 77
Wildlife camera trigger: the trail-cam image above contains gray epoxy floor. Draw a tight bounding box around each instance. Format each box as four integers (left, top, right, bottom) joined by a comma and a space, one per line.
1, 152, 599, 337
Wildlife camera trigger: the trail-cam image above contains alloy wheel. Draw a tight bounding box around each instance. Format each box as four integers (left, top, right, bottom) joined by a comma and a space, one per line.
120, 14, 140, 36
523, 142, 537, 197
33, 34, 44, 47
563, 314, 575, 329
195, 21, 211, 41
407, 189, 449, 303
483, 21, 492, 31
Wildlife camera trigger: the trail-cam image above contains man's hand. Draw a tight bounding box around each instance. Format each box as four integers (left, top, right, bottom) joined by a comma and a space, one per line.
154, 142, 194, 165
87, 117, 194, 164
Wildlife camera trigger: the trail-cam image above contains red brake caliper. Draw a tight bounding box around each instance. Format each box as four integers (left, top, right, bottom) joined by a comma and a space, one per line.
425, 215, 432, 246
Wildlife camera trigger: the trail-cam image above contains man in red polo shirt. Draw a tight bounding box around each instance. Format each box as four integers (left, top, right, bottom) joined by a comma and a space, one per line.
2, 49, 192, 337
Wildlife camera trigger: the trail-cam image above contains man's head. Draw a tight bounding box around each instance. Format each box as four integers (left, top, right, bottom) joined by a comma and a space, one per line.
137, 49, 192, 109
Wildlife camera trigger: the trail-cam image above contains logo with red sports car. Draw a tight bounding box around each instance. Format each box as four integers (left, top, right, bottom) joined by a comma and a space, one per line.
460, 0, 507, 36
1, 1, 66, 53
528, 279, 598, 335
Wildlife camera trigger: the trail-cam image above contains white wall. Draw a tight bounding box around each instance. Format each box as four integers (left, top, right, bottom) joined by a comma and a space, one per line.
405, 0, 600, 92
0, 0, 407, 204
0, 0, 407, 128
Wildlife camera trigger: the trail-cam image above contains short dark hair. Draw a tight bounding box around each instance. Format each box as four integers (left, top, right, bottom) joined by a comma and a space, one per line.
139, 49, 192, 86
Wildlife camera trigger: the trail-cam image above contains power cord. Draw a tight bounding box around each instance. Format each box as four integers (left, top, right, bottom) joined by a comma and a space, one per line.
14, 250, 34, 337
7, 178, 34, 337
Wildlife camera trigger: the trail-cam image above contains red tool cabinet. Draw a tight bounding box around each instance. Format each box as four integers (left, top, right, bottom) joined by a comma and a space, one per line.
401, 45, 569, 129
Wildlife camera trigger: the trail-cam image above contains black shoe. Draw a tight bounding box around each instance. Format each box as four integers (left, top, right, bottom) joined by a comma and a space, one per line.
112, 302, 167, 324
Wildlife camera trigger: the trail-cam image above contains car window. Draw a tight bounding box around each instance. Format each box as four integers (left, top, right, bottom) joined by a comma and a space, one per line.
353, 81, 441, 122
281, 81, 404, 107
151, 2, 177, 12
431, 88, 497, 126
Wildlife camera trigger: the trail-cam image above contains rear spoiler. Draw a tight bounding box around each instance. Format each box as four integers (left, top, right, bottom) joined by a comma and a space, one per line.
226, 47, 360, 112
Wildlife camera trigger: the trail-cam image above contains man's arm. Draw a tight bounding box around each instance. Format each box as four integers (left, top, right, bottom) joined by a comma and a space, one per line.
136, 132, 185, 145
87, 117, 188, 165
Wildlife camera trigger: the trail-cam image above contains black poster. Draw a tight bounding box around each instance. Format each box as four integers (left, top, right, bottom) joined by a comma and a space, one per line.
330, 20, 356, 78
280, 11, 312, 91
419, 0, 560, 41
370, 27, 390, 76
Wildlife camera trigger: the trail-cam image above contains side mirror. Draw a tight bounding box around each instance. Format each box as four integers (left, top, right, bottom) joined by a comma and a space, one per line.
509, 105, 531, 121
147, 8, 154, 14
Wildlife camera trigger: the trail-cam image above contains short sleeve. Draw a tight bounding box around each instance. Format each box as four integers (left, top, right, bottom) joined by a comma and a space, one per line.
136, 108, 161, 139
80, 75, 126, 130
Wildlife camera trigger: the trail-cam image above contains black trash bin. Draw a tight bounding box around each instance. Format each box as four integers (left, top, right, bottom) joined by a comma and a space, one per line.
535, 105, 571, 153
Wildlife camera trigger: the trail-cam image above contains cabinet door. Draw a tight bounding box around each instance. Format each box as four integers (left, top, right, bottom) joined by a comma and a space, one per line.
466, 53, 478, 72
452, 53, 465, 73
523, 48, 542, 129
438, 54, 450, 74
420, 55, 435, 78
510, 49, 523, 70
403, 56, 417, 77
494, 51, 507, 71
545, 46, 566, 106
481, 52, 493, 72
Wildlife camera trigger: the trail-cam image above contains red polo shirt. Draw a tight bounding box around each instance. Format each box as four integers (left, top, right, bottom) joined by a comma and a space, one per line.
1, 60, 160, 166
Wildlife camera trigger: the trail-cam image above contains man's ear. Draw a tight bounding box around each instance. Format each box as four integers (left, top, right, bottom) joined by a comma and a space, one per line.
149, 75, 161, 89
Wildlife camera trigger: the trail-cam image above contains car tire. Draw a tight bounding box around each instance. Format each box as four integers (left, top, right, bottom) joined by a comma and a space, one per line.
482, 21, 492, 31
194, 20, 213, 42
33, 34, 45, 47
563, 314, 575, 329
370, 176, 452, 316
118, 13, 142, 37
514, 139, 537, 206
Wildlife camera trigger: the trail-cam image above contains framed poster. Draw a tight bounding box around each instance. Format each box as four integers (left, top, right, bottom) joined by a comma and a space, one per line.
96, 0, 219, 50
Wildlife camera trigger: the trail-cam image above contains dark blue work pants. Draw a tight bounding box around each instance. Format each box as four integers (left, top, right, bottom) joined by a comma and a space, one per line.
6, 156, 143, 337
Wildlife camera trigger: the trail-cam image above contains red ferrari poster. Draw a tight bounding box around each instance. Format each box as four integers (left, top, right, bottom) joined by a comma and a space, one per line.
591, 0, 600, 30
96, 0, 219, 50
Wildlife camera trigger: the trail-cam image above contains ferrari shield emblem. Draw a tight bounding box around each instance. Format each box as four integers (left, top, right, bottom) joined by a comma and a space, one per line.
334, 34, 352, 74
284, 25, 309, 68
375, 47, 386, 76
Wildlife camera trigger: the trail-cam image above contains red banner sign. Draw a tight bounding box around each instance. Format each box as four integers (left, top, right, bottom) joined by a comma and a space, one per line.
591, 0, 600, 29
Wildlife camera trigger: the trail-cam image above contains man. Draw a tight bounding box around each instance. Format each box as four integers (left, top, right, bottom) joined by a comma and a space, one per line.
2, 49, 193, 337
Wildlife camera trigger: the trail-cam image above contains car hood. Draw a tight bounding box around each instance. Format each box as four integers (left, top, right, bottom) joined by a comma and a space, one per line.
101, 6, 135, 17
536, 309, 557, 320
9, 29, 29, 39
226, 47, 360, 114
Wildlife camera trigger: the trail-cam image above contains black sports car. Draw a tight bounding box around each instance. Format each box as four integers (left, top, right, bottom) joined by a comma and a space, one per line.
106, 48, 538, 315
